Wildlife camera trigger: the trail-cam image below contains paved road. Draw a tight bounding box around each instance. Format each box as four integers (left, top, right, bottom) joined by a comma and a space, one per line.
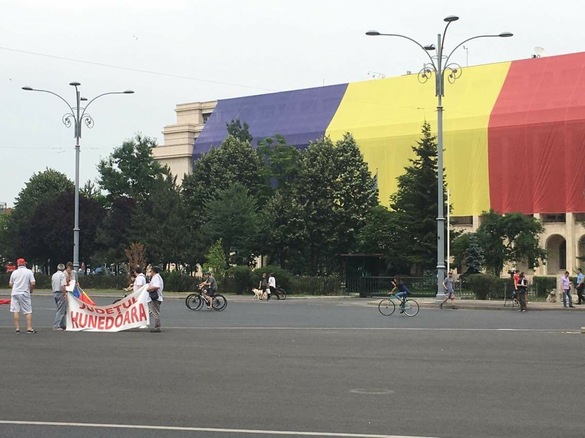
1, 296, 584, 438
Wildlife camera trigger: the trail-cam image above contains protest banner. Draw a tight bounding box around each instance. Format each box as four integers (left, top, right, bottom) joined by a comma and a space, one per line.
66, 285, 149, 332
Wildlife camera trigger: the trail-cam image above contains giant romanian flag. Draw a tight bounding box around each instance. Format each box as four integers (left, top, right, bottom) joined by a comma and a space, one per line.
194, 52, 585, 216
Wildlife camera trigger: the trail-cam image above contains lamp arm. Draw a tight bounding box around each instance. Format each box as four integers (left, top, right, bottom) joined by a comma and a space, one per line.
377, 33, 437, 70
80, 91, 128, 119
27, 89, 75, 117
444, 34, 504, 66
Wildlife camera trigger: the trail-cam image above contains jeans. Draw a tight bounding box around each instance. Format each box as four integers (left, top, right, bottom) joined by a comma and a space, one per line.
53, 291, 67, 329
395, 291, 407, 303
562, 289, 573, 307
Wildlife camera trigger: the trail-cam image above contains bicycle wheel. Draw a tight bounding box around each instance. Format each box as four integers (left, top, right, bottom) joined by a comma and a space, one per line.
212, 294, 228, 311
378, 298, 396, 316
402, 299, 419, 317
276, 287, 287, 300
185, 294, 203, 311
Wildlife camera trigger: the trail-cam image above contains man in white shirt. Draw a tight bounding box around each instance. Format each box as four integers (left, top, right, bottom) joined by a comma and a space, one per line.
146, 266, 164, 332
9, 258, 36, 334
51, 263, 68, 330
267, 273, 276, 301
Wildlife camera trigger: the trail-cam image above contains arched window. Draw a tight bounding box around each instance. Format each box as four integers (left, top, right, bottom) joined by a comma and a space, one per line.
559, 241, 566, 270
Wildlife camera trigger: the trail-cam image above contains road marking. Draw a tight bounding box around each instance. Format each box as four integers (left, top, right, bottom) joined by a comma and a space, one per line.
0, 420, 435, 438
0, 326, 571, 333
350, 388, 395, 395
160, 327, 566, 333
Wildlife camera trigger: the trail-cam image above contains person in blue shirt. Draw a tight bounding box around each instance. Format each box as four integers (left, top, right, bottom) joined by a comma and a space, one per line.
389, 276, 410, 310
576, 268, 585, 305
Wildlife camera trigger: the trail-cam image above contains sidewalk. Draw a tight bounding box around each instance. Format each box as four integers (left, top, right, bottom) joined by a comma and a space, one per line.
368, 296, 585, 311
1, 289, 584, 311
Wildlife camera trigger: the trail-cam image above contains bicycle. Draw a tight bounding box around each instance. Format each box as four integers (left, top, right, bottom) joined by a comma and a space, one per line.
269, 287, 287, 300
185, 287, 228, 311
378, 294, 419, 317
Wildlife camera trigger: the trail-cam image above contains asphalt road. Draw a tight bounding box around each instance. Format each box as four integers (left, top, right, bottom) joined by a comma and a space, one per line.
1, 296, 584, 438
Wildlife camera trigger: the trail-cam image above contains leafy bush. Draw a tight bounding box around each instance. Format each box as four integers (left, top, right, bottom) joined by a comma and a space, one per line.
289, 275, 342, 295
252, 265, 292, 291
532, 276, 557, 297
162, 271, 200, 292
224, 265, 254, 295
464, 274, 502, 300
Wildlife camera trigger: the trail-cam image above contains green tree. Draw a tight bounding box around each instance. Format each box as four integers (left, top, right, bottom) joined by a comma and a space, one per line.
259, 191, 308, 271
389, 121, 445, 275
452, 232, 484, 274
475, 210, 546, 275
19, 192, 105, 271
226, 119, 253, 143
180, 134, 268, 260
201, 239, 227, 281
271, 133, 377, 274
93, 197, 137, 265
96, 134, 175, 265
1, 169, 74, 263
200, 183, 260, 266
97, 134, 163, 203
182, 135, 267, 208
257, 134, 301, 193
129, 171, 187, 268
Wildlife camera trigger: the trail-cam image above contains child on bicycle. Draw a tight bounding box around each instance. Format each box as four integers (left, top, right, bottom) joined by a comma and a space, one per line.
390, 276, 410, 310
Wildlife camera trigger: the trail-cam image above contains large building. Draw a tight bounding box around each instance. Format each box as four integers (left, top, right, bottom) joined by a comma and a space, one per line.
153, 52, 585, 276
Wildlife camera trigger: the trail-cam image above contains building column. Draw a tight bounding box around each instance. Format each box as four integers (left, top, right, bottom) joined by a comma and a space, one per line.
566, 212, 576, 272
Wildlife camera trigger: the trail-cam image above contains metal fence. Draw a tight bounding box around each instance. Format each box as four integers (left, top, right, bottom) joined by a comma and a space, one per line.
345, 276, 544, 300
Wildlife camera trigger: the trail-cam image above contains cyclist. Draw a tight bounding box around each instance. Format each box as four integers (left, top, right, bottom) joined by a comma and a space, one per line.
199, 271, 218, 310
389, 276, 410, 312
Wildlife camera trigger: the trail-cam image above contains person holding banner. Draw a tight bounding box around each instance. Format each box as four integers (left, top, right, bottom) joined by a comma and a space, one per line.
51, 263, 68, 330
146, 266, 164, 332
133, 266, 147, 292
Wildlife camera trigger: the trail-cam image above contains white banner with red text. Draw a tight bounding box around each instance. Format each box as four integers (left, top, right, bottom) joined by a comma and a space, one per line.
66, 285, 150, 332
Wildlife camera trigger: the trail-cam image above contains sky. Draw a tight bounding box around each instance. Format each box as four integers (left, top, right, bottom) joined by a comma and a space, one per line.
0, 0, 582, 207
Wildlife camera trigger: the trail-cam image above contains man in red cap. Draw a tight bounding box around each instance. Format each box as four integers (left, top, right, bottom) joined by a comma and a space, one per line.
8, 258, 36, 334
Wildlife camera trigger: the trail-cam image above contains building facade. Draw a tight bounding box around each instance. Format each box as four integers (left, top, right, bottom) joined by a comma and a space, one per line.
153, 52, 585, 277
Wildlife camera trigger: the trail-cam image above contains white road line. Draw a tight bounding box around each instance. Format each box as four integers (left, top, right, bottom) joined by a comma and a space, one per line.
0, 326, 570, 333
0, 420, 435, 438
161, 327, 565, 333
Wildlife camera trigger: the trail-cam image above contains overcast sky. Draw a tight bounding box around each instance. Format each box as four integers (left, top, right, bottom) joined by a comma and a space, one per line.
1, 0, 581, 207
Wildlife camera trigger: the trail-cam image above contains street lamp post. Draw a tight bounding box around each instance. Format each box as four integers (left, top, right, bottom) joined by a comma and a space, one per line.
366, 17, 512, 297
22, 82, 134, 271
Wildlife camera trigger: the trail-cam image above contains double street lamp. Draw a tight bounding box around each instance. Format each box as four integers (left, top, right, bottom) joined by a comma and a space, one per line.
22, 82, 134, 271
366, 16, 512, 297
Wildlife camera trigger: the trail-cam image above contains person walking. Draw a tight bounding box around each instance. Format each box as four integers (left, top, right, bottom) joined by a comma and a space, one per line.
267, 272, 277, 301
560, 271, 575, 308
9, 258, 36, 334
146, 266, 164, 332
259, 272, 268, 301
517, 271, 528, 312
439, 272, 457, 309
575, 268, 585, 305
512, 269, 520, 306
51, 263, 68, 330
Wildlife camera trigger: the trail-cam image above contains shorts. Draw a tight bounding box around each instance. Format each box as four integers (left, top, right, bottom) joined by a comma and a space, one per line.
445, 292, 455, 299
206, 288, 216, 297
11, 294, 32, 314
